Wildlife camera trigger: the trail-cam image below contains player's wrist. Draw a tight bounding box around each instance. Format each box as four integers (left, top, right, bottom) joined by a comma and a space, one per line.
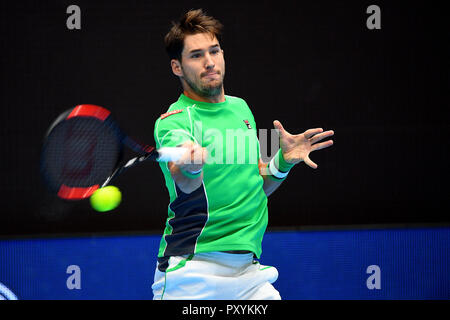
180, 167, 203, 179
277, 149, 296, 172
268, 149, 295, 179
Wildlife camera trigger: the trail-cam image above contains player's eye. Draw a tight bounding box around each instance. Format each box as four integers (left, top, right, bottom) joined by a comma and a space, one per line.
191, 53, 202, 58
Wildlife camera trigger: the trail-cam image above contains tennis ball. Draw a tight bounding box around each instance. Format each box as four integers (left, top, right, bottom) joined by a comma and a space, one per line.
90, 186, 122, 212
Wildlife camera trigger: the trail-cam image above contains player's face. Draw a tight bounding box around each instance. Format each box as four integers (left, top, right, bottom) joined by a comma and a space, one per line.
177, 33, 225, 98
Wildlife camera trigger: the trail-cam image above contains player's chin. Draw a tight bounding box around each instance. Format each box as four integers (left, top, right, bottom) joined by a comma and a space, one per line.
202, 85, 222, 97
202, 78, 223, 89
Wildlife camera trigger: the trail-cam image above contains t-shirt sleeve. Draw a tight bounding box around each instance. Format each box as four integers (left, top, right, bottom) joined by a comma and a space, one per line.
153, 111, 195, 149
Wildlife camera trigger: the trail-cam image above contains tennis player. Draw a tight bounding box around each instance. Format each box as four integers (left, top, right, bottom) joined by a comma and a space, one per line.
151, 9, 334, 300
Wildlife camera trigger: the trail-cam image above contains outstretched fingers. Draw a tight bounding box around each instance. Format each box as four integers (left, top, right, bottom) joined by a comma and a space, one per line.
304, 128, 323, 139
303, 155, 318, 169
309, 130, 334, 144
311, 139, 334, 152
273, 120, 291, 136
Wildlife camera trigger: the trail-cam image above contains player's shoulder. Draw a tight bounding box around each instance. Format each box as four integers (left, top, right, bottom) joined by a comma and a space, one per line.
159, 108, 184, 120
155, 100, 192, 127
154, 100, 193, 137
154, 100, 196, 147
225, 94, 254, 115
158, 102, 187, 121
225, 94, 248, 106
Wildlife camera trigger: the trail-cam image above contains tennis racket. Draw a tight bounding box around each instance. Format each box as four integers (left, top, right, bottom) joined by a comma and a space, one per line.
40, 104, 186, 200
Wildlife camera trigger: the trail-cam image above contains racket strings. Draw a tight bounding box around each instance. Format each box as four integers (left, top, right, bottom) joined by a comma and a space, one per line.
41, 117, 121, 191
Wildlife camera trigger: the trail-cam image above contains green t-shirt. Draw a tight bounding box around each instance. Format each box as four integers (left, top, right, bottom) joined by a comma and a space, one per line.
154, 93, 268, 258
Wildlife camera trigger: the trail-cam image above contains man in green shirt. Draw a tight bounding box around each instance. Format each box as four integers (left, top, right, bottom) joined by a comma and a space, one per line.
152, 9, 334, 300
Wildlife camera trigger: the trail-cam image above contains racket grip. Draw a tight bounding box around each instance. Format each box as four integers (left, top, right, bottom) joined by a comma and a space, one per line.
156, 147, 187, 162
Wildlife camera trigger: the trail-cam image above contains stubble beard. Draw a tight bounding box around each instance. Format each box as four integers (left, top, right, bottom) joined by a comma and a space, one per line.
182, 69, 224, 99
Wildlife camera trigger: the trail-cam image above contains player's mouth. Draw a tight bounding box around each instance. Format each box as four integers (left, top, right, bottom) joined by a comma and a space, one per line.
202, 71, 220, 79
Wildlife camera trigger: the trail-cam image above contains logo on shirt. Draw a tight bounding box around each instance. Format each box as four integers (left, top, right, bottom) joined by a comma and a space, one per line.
243, 120, 252, 129
161, 109, 183, 119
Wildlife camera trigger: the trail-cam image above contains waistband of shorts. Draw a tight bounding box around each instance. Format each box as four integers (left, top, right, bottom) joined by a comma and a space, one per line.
192, 251, 254, 266
222, 250, 253, 254
157, 251, 256, 272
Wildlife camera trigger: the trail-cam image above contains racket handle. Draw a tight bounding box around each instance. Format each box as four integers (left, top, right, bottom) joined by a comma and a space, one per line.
156, 147, 187, 162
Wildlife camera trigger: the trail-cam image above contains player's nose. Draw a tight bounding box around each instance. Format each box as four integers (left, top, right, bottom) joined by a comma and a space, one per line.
204, 53, 215, 69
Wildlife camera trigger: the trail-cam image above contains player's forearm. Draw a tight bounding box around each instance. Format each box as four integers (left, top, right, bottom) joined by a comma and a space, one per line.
168, 162, 203, 194
260, 149, 295, 197
262, 173, 284, 197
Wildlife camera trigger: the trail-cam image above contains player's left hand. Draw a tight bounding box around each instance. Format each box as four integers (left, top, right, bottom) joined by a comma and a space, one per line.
273, 120, 334, 169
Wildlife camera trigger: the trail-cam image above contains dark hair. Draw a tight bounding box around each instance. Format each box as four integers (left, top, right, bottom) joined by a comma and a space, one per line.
164, 9, 223, 61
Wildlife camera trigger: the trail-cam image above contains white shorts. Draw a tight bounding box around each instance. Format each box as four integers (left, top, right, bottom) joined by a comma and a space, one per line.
151, 251, 281, 300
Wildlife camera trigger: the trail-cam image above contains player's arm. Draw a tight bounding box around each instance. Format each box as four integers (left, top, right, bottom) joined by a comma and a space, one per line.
259, 151, 294, 197
154, 111, 207, 194
260, 120, 334, 197
168, 140, 207, 194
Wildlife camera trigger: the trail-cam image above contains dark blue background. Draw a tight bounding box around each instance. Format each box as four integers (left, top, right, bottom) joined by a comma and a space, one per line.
1, 227, 448, 300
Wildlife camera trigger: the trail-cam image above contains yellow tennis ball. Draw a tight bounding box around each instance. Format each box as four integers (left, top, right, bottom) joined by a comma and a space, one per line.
90, 186, 122, 212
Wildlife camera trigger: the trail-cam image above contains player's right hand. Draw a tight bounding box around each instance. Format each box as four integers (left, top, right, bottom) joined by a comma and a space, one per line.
173, 140, 207, 174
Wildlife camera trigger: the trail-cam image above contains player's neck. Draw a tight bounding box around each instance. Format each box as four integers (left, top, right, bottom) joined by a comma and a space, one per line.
183, 88, 225, 104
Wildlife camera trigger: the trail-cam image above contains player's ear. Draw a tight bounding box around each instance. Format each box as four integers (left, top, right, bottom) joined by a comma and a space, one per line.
171, 59, 183, 77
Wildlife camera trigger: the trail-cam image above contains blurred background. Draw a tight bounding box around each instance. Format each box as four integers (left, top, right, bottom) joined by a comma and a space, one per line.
1, 0, 448, 236
0, 0, 449, 300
